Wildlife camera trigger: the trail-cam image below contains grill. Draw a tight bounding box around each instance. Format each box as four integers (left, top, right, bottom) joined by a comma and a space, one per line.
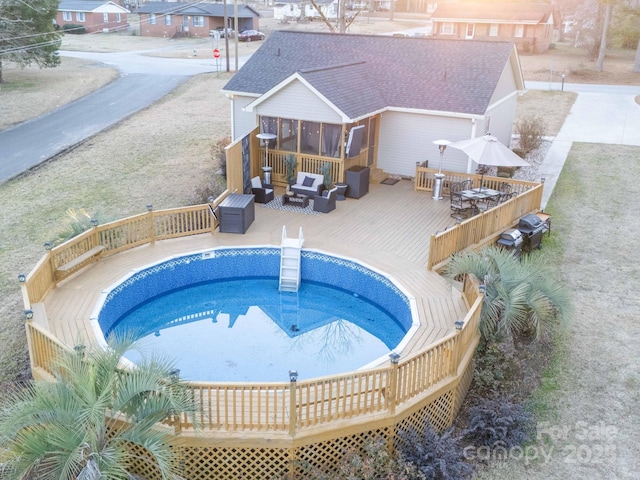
518, 214, 546, 251
497, 228, 523, 259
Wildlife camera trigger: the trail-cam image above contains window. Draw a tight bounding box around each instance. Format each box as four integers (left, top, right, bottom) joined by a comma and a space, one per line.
76, 12, 85, 22
149, 13, 157, 25
321, 124, 342, 158
103, 13, 108, 23
489, 24, 498, 37
440, 22, 454, 35
301, 121, 321, 155
116, 13, 121, 22
62, 11, 71, 21
164, 14, 172, 26
514, 24, 524, 38
193, 16, 205, 27
279, 119, 298, 152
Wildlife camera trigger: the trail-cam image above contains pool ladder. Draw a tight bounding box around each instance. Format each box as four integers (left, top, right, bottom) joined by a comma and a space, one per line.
279, 226, 304, 292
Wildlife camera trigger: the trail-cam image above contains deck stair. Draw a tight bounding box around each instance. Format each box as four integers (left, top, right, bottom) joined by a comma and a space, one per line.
279, 226, 304, 292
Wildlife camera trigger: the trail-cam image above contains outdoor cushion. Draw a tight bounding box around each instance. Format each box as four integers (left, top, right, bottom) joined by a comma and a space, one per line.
251, 176, 262, 189
302, 176, 315, 187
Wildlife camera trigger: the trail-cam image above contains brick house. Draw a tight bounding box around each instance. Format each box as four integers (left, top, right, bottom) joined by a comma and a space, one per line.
57, 0, 129, 34
431, 2, 558, 54
136, 2, 261, 38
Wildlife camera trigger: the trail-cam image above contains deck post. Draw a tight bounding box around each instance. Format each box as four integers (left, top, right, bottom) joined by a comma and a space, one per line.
388, 353, 400, 415
146, 205, 155, 245
288, 370, 298, 437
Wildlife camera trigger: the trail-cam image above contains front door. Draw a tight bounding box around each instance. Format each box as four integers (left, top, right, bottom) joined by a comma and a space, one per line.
465, 23, 475, 39
182, 15, 189, 32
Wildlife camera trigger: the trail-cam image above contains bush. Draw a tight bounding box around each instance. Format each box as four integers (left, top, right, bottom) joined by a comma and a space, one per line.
62, 24, 86, 34
398, 424, 474, 479
462, 397, 533, 451
515, 115, 546, 153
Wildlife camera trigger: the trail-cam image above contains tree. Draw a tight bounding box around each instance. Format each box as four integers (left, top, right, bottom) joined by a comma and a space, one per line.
308, 0, 359, 33
635, 39, 640, 72
0, 0, 61, 83
595, 1, 614, 71
0, 337, 197, 479
445, 246, 570, 340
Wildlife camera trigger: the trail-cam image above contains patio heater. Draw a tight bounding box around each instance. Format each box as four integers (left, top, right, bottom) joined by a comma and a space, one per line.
432, 139, 451, 201
256, 132, 277, 185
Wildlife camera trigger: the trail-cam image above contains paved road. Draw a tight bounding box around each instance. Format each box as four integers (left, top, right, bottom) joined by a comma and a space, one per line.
526, 81, 640, 208
0, 47, 237, 183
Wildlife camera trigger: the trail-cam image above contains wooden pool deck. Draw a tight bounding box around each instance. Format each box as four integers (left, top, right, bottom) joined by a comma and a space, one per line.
42, 179, 469, 360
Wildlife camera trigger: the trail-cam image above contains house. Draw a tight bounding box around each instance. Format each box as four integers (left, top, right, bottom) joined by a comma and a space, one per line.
431, 2, 557, 54
136, 2, 261, 38
274, 0, 338, 22
57, 1, 129, 34
221, 31, 525, 180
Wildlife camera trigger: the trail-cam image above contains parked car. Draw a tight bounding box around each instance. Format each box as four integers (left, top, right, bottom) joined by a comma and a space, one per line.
238, 30, 265, 42
214, 27, 235, 38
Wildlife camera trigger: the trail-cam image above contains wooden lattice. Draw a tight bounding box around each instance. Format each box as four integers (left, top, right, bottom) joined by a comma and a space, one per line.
178, 446, 290, 480
453, 359, 475, 415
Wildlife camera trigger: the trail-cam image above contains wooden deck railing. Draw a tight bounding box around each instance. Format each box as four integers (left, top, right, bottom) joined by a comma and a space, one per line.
23, 241, 482, 439
416, 165, 543, 271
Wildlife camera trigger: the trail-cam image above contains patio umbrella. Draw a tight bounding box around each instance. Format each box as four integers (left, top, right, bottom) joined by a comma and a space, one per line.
448, 134, 529, 190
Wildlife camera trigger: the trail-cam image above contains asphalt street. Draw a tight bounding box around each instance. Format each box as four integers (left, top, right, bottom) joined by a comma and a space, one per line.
0, 48, 233, 183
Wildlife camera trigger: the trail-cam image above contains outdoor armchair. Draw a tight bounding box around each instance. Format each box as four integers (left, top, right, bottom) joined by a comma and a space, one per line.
251, 176, 274, 204
313, 187, 337, 213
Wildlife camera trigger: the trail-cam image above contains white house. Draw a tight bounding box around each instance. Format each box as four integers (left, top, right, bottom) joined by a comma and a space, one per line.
222, 31, 525, 178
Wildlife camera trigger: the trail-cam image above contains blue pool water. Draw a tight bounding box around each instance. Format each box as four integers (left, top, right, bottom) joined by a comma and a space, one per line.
109, 278, 404, 382
94, 247, 416, 382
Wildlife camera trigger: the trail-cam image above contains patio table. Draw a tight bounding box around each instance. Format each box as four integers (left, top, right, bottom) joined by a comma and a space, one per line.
459, 188, 501, 214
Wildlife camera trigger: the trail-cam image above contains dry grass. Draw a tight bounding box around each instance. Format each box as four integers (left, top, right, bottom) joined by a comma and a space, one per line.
475, 143, 640, 479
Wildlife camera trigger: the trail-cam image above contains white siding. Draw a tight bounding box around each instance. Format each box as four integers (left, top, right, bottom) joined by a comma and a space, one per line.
486, 94, 518, 146
490, 62, 518, 104
232, 95, 258, 140
377, 112, 474, 177
254, 80, 343, 124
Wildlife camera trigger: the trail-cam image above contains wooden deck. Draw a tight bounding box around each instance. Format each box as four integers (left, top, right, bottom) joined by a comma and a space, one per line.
43, 179, 468, 361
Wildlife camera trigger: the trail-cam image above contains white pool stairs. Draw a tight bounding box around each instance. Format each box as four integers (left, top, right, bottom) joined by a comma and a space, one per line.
279, 226, 304, 292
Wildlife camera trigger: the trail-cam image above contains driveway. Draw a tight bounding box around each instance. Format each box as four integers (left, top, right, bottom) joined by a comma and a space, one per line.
526, 81, 640, 207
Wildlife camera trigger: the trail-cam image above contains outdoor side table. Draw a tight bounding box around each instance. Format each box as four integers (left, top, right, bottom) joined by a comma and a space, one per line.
218, 194, 255, 234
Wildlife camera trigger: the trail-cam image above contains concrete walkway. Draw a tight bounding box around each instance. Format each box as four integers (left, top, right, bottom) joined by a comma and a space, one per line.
527, 81, 640, 208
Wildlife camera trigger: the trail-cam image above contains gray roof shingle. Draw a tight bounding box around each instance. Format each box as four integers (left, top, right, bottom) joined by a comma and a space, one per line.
223, 31, 516, 118
136, 2, 260, 18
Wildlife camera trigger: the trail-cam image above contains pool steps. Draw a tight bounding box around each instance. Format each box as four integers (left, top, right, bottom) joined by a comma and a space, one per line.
279, 226, 304, 292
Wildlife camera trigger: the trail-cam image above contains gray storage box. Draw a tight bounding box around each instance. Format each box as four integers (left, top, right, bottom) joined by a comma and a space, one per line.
218, 194, 255, 234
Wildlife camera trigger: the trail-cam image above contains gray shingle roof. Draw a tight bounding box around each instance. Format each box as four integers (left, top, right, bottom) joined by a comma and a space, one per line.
223, 31, 516, 118
136, 2, 260, 18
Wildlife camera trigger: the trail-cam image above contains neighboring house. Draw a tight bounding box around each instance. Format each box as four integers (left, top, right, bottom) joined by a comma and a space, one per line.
57, 1, 129, 33
274, 0, 338, 21
431, 2, 557, 54
136, 2, 261, 38
222, 31, 525, 178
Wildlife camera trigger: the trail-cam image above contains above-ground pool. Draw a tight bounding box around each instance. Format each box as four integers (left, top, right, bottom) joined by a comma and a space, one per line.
92, 247, 418, 382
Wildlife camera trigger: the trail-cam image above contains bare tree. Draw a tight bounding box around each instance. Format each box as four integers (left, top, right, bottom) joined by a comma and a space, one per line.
308, 0, 359, 33
635, 39, 640, 72
595, 0, 614, 71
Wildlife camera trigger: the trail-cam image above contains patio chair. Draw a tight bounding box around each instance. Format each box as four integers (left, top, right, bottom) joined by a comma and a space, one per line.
499, 182, 513, 193
313, 187, 337, 213
477, 194, 501, 212
450, 192, 472, 218
251, 176, 274, 204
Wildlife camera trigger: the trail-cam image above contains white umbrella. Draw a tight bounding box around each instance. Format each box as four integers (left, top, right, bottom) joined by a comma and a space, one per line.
448, 134, 529, 190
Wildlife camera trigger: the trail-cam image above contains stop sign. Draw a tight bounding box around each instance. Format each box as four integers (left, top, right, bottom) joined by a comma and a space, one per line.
213, 48, 221, 59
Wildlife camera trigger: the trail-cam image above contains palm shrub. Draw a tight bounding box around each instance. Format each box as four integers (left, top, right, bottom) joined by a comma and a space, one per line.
0, 337, 197, 480
445, 246, 570, 340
